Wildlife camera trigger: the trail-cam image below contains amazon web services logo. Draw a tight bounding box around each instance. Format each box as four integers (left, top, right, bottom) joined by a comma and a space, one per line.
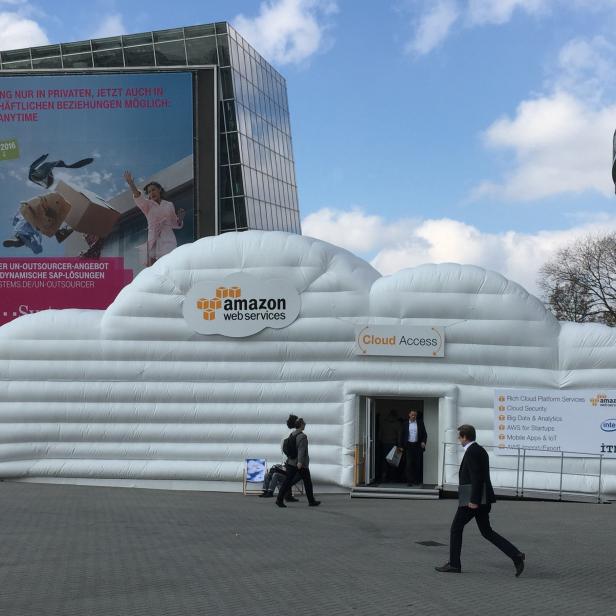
590, 393, 616, 407
196, 286, 241, 320
183, 273, 300, 337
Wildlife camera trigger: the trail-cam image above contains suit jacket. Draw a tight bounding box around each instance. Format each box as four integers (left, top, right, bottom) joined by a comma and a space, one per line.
400, 420, 427, 448
459, 442, 496, 506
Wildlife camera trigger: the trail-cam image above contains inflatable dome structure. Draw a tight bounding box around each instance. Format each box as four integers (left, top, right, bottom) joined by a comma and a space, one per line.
1, 231, 614, 498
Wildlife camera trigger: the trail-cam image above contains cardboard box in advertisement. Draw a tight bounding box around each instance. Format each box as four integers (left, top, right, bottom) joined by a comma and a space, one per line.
56, 181, 120, 238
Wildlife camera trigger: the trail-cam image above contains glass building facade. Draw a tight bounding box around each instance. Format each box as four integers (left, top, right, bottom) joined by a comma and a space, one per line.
0, 22, 301, 235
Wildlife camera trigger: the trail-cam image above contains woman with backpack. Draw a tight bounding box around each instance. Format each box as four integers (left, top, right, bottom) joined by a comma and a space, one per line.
276, 418, 321, 508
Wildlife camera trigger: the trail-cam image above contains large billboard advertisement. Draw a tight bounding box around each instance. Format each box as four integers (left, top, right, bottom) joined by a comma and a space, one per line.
0, 70, 199, 325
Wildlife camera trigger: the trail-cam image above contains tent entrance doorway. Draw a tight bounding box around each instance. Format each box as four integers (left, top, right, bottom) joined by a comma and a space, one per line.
357, 396, 439, 488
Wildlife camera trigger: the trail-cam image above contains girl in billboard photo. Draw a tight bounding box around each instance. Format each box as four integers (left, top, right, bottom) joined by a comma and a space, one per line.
124, 171, 185, 266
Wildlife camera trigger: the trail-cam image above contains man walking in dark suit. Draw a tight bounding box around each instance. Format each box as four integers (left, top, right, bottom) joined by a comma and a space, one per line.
435, 424, 525, 576
400, 409, 427, 486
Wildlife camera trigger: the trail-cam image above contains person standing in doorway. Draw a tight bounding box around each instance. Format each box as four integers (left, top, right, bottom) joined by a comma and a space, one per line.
276, 418, 321, 508
401, 409, 427, 486
435, 424, 525, 575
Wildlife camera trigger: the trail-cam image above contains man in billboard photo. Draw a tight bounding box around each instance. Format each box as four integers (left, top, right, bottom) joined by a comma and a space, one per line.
124, 171, 185, 267
124, 171, 185, 266
401, 409, 427, 486
435, 424, 525, 575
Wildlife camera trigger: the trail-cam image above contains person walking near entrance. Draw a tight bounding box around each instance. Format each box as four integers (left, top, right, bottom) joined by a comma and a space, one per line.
276, 418, 321, 508
435, 424, 525, 575
401, 410, 427, 486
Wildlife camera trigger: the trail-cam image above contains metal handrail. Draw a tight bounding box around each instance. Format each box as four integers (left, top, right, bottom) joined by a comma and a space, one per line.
440, 442, 606, 503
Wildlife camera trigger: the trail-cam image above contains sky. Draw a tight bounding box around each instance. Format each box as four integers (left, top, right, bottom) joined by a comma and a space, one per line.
2, 0, 616, 296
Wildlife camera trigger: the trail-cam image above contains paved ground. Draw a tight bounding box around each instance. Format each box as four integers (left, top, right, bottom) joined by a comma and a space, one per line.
0, 481, 613, 616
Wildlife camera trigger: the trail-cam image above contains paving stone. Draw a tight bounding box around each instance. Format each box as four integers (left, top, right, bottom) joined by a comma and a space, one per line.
0, 482, 613, 616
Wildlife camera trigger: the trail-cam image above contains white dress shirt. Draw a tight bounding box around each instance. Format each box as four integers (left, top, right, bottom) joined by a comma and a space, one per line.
408, 421, 418, 443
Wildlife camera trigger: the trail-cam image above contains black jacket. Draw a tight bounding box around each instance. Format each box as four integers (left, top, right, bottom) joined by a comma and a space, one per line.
459, 442, 496, 505
399, 419, 427, 447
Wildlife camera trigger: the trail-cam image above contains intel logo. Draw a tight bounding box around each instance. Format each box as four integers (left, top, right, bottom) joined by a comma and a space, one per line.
600, 419, 616, 432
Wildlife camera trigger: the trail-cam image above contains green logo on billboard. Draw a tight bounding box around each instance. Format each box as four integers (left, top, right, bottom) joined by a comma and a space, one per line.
0, 138, 19, 161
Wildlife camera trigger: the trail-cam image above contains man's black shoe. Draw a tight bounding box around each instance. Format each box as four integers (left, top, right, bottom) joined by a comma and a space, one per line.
275, 500, 287, 508
308, 500, 321, 507
514, 553, 525, 577
3, 237, 24, 248
285, 496, 299, 502
435, 563, 461, 573
259, 491, 273, 498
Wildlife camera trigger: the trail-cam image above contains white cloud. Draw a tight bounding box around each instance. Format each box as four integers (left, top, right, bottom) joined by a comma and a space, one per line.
467, 0, 549, 25
302, 207, 616, 296
473, 34, 616, 201
302, 207, 414, 252
0, 10, 48, 51
406, 1, 615, 55
405, 0, 459, 56
233, 0, 337, 65
90, 13, 126, 40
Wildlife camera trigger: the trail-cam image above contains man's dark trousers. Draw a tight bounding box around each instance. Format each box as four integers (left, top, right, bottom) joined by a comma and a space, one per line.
405, 442, 423, 484
449, 504, 520, 569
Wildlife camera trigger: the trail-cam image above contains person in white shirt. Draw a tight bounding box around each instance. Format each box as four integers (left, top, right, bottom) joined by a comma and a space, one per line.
400, 410, 427, 486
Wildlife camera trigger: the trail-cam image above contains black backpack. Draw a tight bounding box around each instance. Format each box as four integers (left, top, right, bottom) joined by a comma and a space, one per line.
282, 432, 298, 458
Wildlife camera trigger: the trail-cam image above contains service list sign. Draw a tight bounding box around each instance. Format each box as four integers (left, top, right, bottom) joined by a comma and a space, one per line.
494, 389, 616, 457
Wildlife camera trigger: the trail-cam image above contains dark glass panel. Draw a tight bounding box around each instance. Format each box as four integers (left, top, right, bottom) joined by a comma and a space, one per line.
61, 41, 91, 54
229, 39, 239, 69
219, 134, 229, 165
124, 45, 154, 67
31, 44, 61, 59
237, 45, 246, 77
1, 59, 31, 69
215, 22, 228, 34
236, 103, 246, 135
184, 24, 216, 38
0, 48, 29, 62
242, 165, 253, 196
123, 32, 153, 46
231, 70, 243, 104
155, 41, 186, 66
93, 49, 124, 68
32, 56, 62, 69
219, 198, 235, 230
218, 101, 226, 133
230, 164, 244, 196
223, 100, 237, 131
62, 53, 93, 68
234, 197, 248, 228
153, 28, 184, 43
239, 134, 249, 166
227, 132, 240, 164
91, 36, 122, 51
219, 166, 232, 198
186, 36, 218, 65
217, 35, 230, 67
220, 67, 234, 99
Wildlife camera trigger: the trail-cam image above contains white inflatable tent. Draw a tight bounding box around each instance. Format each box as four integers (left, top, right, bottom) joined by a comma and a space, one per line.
0, 231, 614, 497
